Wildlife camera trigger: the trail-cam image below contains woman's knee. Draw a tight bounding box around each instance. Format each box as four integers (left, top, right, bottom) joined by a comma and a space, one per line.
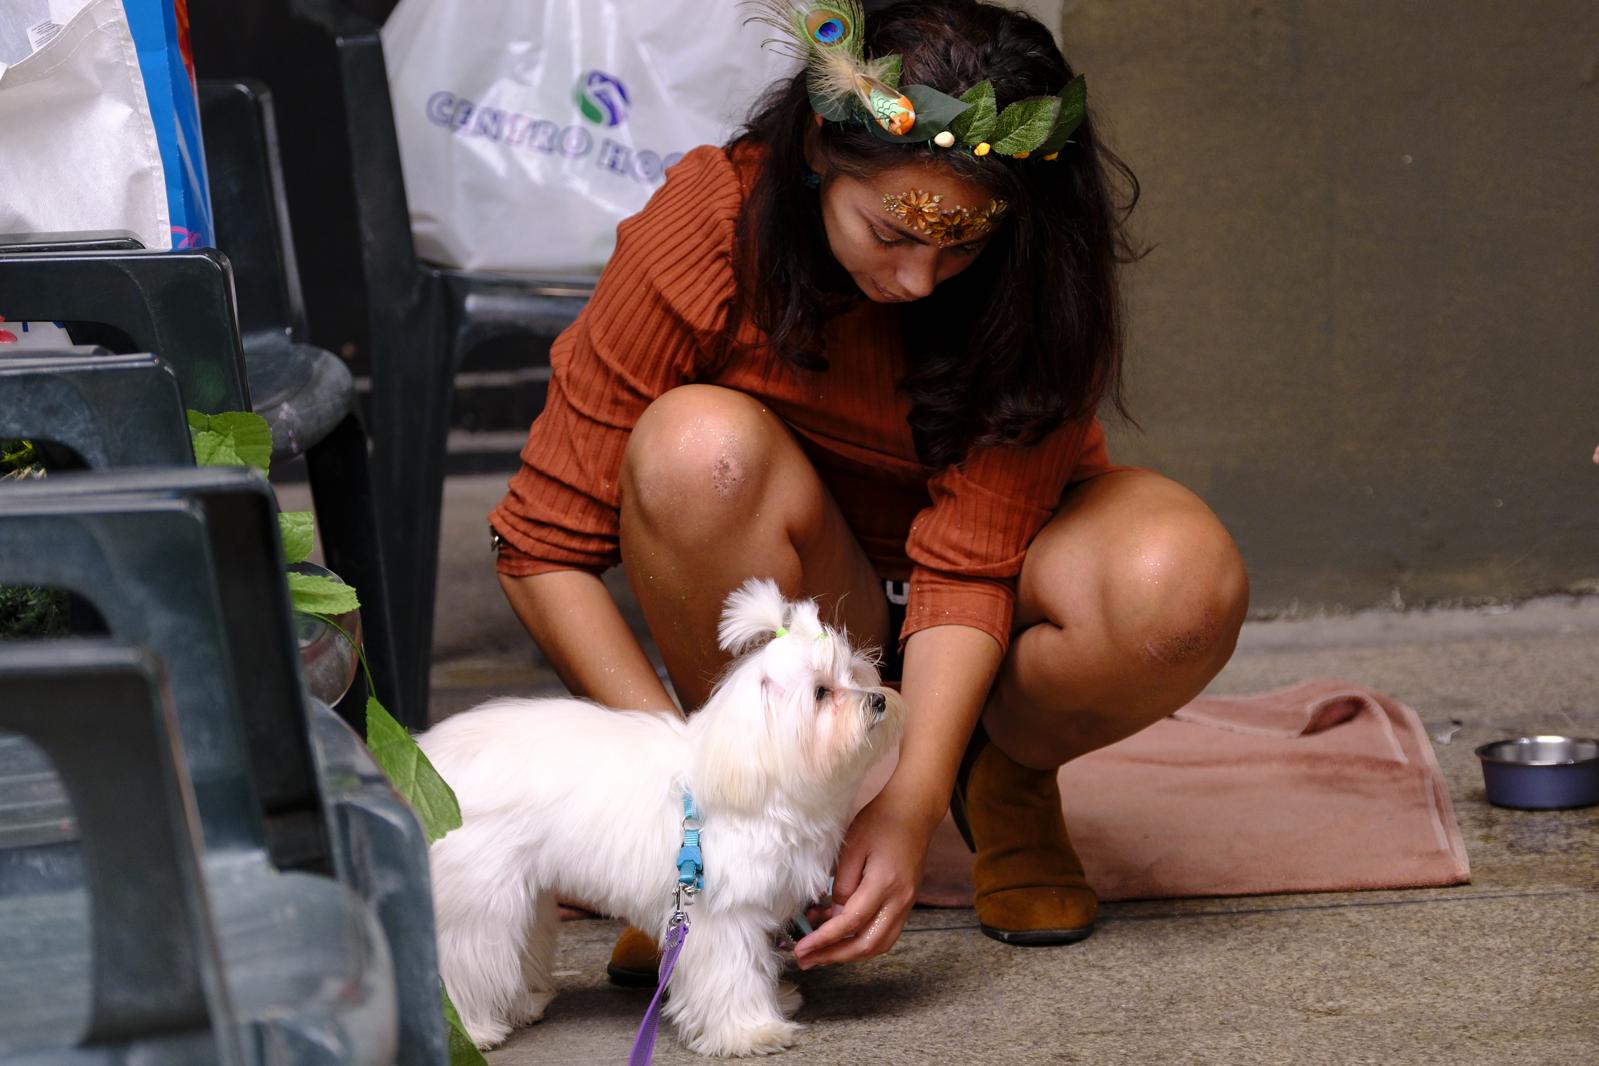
1116, 518, 1249, 671
1025, 478, 1249, 675
621, 385, 784, 528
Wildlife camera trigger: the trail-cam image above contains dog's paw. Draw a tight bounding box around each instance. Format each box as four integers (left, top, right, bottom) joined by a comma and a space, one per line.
507, 988, 555, 1027
461, 1015, 512, 1051
776, 980, 803, 1018
686, 1018, 801, 1057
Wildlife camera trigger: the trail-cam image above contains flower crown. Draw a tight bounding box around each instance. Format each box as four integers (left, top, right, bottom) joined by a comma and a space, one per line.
747, 0, 1086, 160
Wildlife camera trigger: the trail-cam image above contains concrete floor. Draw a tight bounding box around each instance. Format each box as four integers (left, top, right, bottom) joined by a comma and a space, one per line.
299, 474, 1599, 1065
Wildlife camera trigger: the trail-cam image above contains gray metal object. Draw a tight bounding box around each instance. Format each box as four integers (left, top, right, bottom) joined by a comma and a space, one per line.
1475, 736, 1599, 810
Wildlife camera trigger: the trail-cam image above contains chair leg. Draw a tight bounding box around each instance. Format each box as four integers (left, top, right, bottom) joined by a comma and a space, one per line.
366, 320, 455, 732
304, 412, 408, 731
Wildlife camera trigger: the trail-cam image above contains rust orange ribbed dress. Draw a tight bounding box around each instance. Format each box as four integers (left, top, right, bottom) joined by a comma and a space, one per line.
489, 145, 1114, 654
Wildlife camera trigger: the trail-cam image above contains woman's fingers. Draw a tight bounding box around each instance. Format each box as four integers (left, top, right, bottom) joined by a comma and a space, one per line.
829, 824, 869, 903
793, 881, 881, 965
790, 790, 932, 967
793, 876, 914, 968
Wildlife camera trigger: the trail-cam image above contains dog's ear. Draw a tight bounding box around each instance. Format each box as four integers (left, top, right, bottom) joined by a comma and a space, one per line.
717, 577, 789, 654
692, 674, 778, 811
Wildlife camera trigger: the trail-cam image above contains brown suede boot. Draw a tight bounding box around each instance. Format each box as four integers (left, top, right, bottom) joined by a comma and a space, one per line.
952, 726, 1098, 946
606, 925, 662, 987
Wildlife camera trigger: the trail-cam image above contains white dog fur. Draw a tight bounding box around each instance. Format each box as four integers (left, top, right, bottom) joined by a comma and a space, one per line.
419, 578, 904, 1055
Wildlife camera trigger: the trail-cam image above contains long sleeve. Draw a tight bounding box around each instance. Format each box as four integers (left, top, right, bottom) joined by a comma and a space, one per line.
490, 146, 743, 575
902, 418, 1113, 653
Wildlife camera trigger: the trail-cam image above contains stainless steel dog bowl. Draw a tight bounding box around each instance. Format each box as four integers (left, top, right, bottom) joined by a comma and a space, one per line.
1475, 736, 1599, 810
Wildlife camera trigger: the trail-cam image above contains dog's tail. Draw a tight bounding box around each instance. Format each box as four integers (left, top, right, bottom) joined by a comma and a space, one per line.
717, 577, 790, 654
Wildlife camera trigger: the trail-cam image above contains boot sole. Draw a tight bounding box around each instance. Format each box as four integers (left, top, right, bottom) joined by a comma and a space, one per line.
605, 963, 660, 989
979, 923, 1096, 947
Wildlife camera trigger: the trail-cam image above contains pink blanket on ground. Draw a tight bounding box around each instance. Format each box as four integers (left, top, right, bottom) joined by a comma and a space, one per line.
862, 679, 1471, 905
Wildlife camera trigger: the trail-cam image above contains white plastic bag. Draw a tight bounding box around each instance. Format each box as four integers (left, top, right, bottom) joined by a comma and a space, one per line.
0, 0, 171, 251
382, 0, 796, 275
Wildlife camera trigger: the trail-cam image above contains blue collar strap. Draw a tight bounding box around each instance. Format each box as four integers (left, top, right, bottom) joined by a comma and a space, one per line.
677, 791, 704, 893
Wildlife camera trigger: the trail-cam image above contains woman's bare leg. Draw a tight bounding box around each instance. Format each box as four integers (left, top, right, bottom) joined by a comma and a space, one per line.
619, 384, 890, 711
957, 469, 1247, 942
986, 468, 1250, 769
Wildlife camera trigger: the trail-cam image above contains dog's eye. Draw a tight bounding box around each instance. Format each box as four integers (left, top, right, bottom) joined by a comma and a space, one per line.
814, 686, 829, 702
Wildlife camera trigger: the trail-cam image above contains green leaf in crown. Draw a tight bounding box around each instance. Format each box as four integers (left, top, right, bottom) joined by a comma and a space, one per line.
948, 80, 997, 144
747, 2, 1087, 158
990, 96, 1061, 155
1035, 75, 1087, 156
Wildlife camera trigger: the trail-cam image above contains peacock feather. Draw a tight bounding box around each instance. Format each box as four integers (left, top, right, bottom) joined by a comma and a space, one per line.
744, 0, 916, 136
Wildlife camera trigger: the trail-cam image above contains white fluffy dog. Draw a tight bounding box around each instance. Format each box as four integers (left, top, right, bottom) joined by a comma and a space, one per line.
419, 578, 904, 1055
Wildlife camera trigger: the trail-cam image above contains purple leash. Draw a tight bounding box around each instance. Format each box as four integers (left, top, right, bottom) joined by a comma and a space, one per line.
627, 917, 689, 1066
629, 790, 704, 1065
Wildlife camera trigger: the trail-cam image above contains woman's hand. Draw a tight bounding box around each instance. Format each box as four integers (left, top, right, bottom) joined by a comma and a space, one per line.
792, 785, 942, 968
793, 623, 1003, 967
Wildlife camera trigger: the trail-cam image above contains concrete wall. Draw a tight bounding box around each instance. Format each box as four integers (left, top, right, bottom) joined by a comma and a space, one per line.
1045, 0, 1599, 613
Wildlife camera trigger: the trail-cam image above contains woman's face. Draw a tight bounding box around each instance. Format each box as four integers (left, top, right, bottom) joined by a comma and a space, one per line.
815, 156, 1003, 304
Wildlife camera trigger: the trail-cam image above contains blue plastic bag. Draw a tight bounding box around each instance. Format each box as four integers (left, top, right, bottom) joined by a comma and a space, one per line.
122, 0, 213, 249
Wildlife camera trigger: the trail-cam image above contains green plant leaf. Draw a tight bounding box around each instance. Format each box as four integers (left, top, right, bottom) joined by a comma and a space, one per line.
186, 409, 273, 473
190, 429, 245, 468
287, 571, 360, 615
367, 695, 462, 844
1, 583, 69, 638
1037, 74, 1087, 155
990, 95, 1062, 155
948, 80, 997, 143
442, 987, 489, 1066
1, 439, 38, 473
278, 511, 315, 565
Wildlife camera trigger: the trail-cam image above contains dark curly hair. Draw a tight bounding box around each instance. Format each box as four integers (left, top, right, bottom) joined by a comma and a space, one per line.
726, 0, 1141, 467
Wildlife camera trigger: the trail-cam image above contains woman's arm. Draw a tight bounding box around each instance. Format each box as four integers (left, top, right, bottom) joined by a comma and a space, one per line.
499, 569, 679, 714
793, 422, 1102, 966
793, 622, 1002, 968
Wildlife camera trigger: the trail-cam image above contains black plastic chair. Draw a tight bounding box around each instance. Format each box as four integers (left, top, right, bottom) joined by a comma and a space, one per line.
190, 0, 595, 724
0, 559, 398, 1058
0, 641, 237, 1060
195, 77, 411, 729
0, 351, 193, 467
0, 245, 251, 413
0, 238, 409, 729
0, 468, 443, 1063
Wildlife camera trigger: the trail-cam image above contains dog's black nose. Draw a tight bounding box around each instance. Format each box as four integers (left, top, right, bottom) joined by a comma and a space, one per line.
869, 692, 887, 715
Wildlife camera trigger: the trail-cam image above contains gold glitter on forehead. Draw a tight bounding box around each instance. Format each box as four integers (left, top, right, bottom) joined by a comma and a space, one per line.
881, 189, 1009, 246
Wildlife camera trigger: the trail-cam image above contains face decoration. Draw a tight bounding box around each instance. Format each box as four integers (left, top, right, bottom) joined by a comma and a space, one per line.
881, 188, 1008, 246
